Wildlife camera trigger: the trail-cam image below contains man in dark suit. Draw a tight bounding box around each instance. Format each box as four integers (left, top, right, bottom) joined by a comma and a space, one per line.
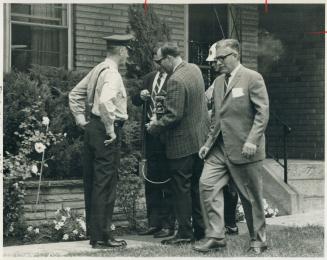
132, 54, 175, 239
147, 42, 210, 245
194, 39, 269, 254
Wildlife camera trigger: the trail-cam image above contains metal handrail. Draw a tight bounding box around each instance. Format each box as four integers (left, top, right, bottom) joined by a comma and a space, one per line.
267, 111, 291, 183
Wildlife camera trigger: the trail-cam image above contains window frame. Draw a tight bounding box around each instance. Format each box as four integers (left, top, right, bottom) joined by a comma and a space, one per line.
4, 3, 73, 72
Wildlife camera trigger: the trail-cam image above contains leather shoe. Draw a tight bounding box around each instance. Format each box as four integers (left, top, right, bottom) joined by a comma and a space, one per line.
106, 238, 127, 248
161, 236, 193, 245
193, 238, 226, 253
138, 227, 161, 236
153, 229, 175, 238
91, 241, 115, 249
247, 245, 268, 254
225, 225, 239, 235
107, 238, 127, 246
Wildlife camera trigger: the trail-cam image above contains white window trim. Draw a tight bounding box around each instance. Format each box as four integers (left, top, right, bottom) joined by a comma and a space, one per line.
4, 3, 73, 72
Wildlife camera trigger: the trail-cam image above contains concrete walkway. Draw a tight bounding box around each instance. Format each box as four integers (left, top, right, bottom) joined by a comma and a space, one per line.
3, 210, 324, 257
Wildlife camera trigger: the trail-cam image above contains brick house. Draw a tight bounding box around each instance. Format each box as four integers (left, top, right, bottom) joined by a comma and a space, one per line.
3, 3, 324, 219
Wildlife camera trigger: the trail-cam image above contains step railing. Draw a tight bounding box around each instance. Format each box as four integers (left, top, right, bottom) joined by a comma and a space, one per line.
266, 111, 292, 183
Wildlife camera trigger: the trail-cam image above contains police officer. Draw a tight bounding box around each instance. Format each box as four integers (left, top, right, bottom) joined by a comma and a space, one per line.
69, 34, 134, 249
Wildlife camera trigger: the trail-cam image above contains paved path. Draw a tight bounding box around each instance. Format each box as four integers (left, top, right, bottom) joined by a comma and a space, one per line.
3, 210, 324, 257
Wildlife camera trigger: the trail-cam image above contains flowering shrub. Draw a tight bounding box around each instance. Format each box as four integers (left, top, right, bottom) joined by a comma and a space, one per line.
3, 100, 64, 238
236, 198, 279, 222
51, 207, 87, 241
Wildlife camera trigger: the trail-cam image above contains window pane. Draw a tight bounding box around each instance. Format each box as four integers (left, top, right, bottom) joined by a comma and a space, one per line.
11, 4, 67, 26
11, 24, 68, 71
10, 4, 68, 71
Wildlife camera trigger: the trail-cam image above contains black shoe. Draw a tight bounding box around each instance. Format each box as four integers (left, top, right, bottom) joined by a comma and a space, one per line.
153, 229, 175, 238
91, 241, 113, 249
247, 245, 268, 254
193, 238, 226, 253
107, 237, 127, 246
161, 236, 193, 245
225, 225, 239, 235
138, 227, 161, 236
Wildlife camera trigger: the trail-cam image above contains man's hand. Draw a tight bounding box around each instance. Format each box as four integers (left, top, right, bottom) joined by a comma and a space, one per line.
140, 89, 151, 101
242, 142, 257, 158
104, 132, 116, 146
76, 117, 89, 130
199, 146, 210, 159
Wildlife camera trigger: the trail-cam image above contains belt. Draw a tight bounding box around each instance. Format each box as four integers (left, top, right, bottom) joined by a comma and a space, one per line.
90, 113, 125, 128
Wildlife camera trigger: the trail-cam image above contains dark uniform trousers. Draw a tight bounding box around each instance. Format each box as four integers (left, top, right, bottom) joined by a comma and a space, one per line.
168, 153, 205, 239
82, 115, 122, 242
145, 133, 175, 229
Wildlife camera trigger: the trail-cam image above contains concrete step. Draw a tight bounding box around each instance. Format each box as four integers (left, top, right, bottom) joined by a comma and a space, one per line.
288, 179, 324, 197
301, 196, 325, 213
287, 160, 324, 180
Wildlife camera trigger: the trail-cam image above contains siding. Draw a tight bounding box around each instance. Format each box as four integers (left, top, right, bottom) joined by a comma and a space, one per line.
73, 4, 185, 71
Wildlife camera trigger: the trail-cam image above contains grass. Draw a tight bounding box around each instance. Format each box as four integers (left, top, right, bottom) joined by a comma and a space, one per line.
31, 224, 324, 257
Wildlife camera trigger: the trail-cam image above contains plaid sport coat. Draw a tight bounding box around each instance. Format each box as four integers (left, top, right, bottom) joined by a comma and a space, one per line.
148, 62, 210, 159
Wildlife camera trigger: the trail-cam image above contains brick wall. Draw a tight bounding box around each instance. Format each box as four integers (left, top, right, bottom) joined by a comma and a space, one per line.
24, 180, 145, 226
259, 5, 324, 159
73, 4, 185, 71
238, 5, 259, 71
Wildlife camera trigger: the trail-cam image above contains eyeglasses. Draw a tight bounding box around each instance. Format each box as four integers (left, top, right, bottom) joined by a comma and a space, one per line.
155, 56, 167, 65
215, 52, 235, 62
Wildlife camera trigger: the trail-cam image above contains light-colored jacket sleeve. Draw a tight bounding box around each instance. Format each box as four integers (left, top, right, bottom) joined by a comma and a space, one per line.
98, 70, 122, 135
246, 74, 269, 145
69, 71, 92, 124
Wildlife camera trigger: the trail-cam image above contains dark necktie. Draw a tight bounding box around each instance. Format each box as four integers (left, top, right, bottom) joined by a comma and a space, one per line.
224, 73, 231, 95
148, 72, 164, 119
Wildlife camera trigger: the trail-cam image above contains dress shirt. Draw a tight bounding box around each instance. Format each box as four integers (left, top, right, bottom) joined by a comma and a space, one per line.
227, 63, 242, 87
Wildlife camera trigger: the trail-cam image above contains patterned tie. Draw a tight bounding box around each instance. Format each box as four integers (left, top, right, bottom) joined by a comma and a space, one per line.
224, 73, 231, 95
148, 72, 164, 119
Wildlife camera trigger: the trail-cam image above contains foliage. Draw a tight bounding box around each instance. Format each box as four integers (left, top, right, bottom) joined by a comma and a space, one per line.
50, 207, 87, 241
236, 198, 279, 222
3, 180, 26, 238
126, 4, 171, 78
116, 154, 144, 230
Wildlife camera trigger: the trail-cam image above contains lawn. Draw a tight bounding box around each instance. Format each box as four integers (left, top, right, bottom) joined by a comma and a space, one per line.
37, 224, 324, 257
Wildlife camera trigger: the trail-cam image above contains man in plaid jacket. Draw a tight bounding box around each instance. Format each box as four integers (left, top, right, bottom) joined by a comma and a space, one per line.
147, 42, 210, 245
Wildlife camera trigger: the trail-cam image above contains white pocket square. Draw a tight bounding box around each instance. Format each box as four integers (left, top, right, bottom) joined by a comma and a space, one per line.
232, 88, 244, 98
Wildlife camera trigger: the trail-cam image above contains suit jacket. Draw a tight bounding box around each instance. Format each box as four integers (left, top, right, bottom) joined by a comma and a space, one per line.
149, 62, 210, 159
204, 64, 269, 164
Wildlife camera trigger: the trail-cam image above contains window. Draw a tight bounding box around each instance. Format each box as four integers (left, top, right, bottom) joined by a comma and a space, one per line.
8, 4, 71, 71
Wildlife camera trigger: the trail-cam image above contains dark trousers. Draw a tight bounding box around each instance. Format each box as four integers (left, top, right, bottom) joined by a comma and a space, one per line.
144, 133, 175, 229
223, 183, 239, 227
168, 153, 205, 239
82, 117, 121, 242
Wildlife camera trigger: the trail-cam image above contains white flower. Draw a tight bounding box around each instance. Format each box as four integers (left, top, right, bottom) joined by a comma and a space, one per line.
55, 225, 61, 230
78, 220, 86, 232
73, 229, 78, 235
42, 116, 50, 126
55, 209, 60, 215
110, 224, 116, 231
61, 216, 67, 222
58, 221, 65, 227
63, 133, 67, 137
31, 165, 38, 174
79, 234, 85, 238
267, 208, 274, 215
238, 205, 244, 214
63, 234, 69, 240
27, 226, 33, 232
9, 225, 14, 232
65, 207, 71, 212
13, 183, 19, 189
274, 208, 279, 215
34, 228, 40, 234
34, 142, 46, 153
263, 198, 269, 210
